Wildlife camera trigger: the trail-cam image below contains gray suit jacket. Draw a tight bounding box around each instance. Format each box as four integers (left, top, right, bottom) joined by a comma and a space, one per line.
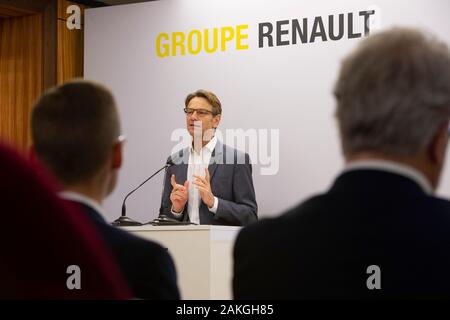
161, 141, 258, 226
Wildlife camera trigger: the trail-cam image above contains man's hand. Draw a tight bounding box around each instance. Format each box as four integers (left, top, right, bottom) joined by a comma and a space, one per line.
193, 168, 215, 209
170, 175, 189, 213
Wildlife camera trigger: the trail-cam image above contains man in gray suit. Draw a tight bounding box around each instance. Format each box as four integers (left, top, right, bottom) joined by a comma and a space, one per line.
161, 89, 257, 226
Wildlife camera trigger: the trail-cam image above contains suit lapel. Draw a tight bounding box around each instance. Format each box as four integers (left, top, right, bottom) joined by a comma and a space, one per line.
208, 140, 224, 181
172, 148, 189, 222
175, 148, 189, 183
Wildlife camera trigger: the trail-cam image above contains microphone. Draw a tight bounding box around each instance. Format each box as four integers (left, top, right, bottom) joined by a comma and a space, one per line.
149, 155, 195, 226
156, 157, 173, 221
112, 159, 173, 226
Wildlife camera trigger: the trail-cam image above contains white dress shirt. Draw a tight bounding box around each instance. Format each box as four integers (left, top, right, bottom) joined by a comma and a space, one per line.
172, 136, 219, 224
343, 159, 433, 195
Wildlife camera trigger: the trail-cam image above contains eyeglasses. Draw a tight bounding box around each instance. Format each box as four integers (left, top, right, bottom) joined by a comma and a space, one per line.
183, 107, 215, 117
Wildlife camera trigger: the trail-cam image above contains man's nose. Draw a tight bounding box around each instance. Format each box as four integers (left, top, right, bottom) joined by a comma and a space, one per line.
190, 111, 199, 120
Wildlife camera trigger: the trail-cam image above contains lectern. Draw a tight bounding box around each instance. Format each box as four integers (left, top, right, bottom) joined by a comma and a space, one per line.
122, 225, 240, 299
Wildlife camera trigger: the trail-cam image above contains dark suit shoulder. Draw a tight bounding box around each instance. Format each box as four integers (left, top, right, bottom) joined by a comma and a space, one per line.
167, 148, 188, 166
220, 144, 251, 165
237, 193, 327, 239
97, 223, 180, 299
234, 202, 307, 252
69, 202, 180, 299
101, 224, 170, 257
425, 195, 450, 213
234, 168, 450, 299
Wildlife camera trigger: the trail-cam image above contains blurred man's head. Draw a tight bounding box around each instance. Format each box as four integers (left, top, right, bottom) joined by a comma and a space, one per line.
334, 27, 450, 189
31, 80, 123, 201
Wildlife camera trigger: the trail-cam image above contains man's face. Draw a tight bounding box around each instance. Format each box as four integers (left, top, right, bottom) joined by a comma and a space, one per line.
185, 97, 221, 141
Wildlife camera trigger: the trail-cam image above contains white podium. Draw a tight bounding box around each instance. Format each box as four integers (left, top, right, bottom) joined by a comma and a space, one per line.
122, 225, 240, 300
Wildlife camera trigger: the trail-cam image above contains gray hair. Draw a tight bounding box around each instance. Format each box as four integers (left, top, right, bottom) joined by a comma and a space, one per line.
334, 27, 450, 157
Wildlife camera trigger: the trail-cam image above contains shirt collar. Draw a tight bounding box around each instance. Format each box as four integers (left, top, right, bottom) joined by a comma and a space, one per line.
343, 160, 433, 195
190, 135, 218, 154
59, 191, 107, 217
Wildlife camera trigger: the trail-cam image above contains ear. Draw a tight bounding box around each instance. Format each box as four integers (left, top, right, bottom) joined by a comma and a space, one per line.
212, 114, 221, 128
428, 121, 449, 166
111, 141, 123, 170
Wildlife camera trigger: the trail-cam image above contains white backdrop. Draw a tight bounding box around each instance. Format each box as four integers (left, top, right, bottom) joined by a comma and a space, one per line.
84, 0, 450, 223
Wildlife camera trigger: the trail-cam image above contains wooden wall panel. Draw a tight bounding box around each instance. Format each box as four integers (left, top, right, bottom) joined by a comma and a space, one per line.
0, 7, 30, 17
0, 14, 43, 151
0, 0, 87, 151
57, 0, 85, 84
57, 19, 83, 83
57, 0, 85, 20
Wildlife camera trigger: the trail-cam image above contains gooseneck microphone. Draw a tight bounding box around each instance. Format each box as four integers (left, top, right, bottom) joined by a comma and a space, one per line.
112, 159, 174, 226
150, 158, 196, 226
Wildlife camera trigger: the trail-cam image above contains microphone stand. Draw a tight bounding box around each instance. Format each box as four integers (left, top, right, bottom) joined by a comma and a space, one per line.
146, 158, 194, 225
146, 162, 181, 225
157, 161, 172, 221
112, 164, 170, 226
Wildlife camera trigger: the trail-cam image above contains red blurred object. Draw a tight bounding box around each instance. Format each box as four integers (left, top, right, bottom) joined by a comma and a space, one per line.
0, 144, 132, 299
